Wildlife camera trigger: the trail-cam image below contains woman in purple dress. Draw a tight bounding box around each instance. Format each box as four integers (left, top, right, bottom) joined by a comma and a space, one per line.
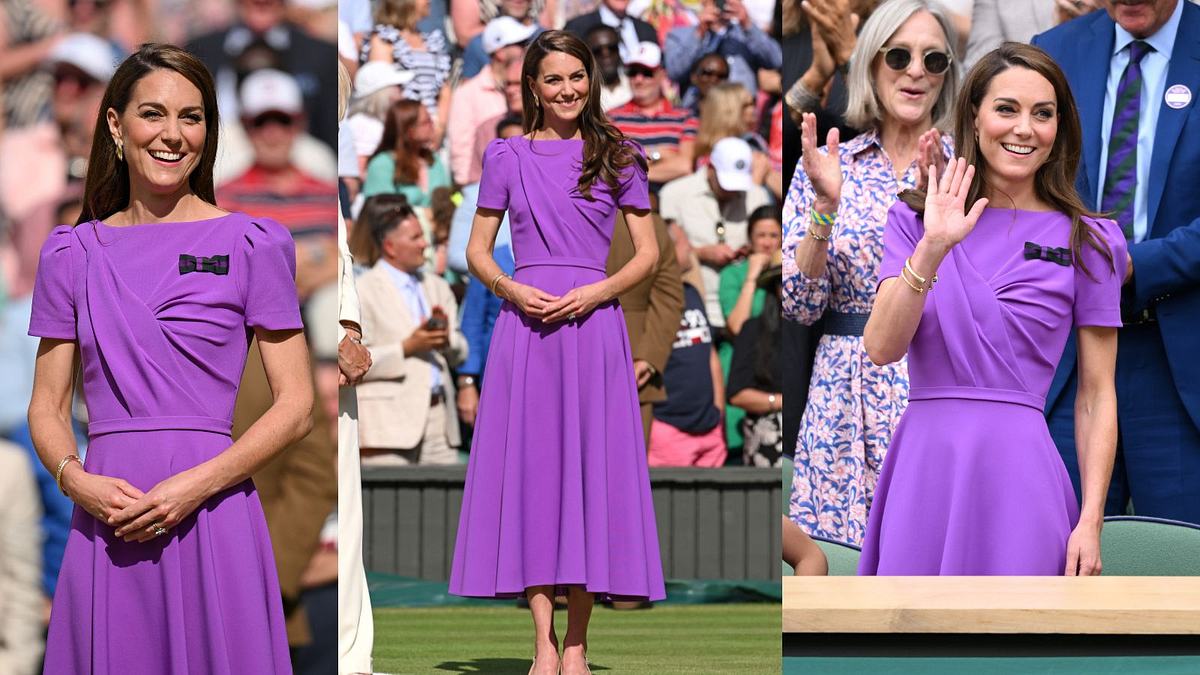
26, 45, 312, 673
861, 43, 1122, 575
449, 31, 666, 675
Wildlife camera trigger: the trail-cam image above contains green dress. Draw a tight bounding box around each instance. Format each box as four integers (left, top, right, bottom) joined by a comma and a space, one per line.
718, 259, 765, 452
362, 151, 451, 207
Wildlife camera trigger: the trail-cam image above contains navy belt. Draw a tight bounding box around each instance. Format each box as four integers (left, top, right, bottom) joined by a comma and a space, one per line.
823, 311, 871, 336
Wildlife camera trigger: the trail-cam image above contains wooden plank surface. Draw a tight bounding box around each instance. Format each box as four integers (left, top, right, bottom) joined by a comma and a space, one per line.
783, 577, 1200, 635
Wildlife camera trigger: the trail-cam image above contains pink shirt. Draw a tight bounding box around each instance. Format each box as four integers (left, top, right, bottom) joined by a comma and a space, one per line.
446, 68, 508, 185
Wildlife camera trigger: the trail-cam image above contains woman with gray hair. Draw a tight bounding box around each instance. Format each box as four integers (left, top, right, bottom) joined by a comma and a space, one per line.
783, 0, 959, 546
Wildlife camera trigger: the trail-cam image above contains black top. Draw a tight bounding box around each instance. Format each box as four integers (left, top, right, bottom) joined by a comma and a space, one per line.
728, 314, 780, 399
564, 11, 659, 45
781, 31, 856, 187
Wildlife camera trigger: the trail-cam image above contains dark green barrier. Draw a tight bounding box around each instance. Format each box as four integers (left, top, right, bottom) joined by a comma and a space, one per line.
367, 572, 781, 608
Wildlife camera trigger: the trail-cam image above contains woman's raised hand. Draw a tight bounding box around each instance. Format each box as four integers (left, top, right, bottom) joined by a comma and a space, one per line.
922, 157, 989, 251
800, 112, 842, 213
914, 128, 946, 193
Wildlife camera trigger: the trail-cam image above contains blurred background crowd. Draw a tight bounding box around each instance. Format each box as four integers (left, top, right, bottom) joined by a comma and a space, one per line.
337, 0, 787, 477
0, 0, 341, 672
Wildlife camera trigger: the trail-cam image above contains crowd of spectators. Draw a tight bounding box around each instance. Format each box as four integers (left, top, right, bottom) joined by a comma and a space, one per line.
0, 0, 338, 671
338, 0, 784, 470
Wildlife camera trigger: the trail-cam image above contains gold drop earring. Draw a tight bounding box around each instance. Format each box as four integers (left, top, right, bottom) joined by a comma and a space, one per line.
114, 139, 124, 162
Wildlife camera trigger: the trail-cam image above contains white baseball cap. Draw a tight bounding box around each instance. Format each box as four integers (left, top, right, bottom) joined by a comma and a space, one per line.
482, 16, 537, 55
240, 68, 304, 118
710, 137, 753, 192
47, 33, 117, 83
353, 61, 415, 98
625, 41, 661, 70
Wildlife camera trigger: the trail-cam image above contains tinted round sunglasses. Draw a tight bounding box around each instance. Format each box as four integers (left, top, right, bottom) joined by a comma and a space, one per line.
878, 46, 952, 75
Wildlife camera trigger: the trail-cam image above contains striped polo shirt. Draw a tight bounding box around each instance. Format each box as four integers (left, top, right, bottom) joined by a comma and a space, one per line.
216, 165, 338, 240
609, 99, 699, 151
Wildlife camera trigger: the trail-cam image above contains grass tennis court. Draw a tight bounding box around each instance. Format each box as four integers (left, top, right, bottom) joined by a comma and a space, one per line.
372, 603, 780, 673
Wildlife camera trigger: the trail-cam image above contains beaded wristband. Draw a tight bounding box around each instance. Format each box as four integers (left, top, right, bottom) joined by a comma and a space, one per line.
808, 208, 836, 241
810, 209, 837, 227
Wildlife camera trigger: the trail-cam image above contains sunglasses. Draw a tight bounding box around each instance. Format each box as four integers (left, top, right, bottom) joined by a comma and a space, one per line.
697, 67, 729, 79
878, 46, 952, 75
249, 111, 298, 128
626, 66, 656, 79
53, 66, 97, 89
590, 43, 619, 56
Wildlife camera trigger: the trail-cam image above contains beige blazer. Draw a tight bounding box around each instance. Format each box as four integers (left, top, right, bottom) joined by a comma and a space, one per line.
356, 261, 467, 450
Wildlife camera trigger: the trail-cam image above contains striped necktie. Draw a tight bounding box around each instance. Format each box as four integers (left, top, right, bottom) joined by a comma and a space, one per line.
1101, 40, 1153, 241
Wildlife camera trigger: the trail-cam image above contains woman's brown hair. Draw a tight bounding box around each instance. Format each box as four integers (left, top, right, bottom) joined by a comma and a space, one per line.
79, 43, 220, 225
521, 30, 645, 201
356, 194, 415, 265
899, 41, 1114, 278
696, 82, 753, 162
376, 0, 421, 32
373, 99, 434, 187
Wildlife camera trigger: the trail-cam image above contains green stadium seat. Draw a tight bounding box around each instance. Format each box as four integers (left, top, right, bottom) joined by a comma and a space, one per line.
1100, 516, 1200, 576
811, 535, 861, 576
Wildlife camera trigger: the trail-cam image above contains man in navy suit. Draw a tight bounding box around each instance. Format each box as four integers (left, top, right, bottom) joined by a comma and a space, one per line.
1033, 0, 1200, 523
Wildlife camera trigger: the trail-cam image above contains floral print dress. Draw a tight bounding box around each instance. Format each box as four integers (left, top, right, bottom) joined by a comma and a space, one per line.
783, 128, 952, 546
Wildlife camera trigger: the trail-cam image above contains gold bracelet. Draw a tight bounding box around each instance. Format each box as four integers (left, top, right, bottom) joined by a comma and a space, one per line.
489, 272, 510, 296
899, 266, 926, 293
806, 225, 831, 241
904, 256, 938, 290
55, 454, 82, 495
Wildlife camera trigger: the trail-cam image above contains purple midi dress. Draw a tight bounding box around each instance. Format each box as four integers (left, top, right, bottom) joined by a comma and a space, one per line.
858, 204, 1126, 575
29, 214, 300, 673
449, 137, 666, 601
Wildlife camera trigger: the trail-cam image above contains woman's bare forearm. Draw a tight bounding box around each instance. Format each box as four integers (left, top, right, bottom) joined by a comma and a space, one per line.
28, 399, 79, 477
1074, 388, 1116, 525
191, 334, 314, 498
793, 230, 832, 280
595, 209, 658, 302
597, 243, 656, 302
864, 239, 948, 365
465, 209, 507, 295
1073, 326, 1118, 525
27, 339, 81, 478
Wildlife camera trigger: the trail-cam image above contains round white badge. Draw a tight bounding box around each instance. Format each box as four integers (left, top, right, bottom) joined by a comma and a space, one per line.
1164, 84, 1192, 110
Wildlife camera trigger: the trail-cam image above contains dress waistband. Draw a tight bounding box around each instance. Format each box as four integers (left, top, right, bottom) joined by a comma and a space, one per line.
514, 256, 607, 273
88, 415, 233, 437
907, 386, 1046, 412
823, 311, 871, 336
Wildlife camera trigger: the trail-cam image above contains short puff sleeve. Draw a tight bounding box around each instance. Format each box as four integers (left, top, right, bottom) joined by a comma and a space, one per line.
1073, 216, 1126, 328
616, 143, 650, 210
238, 218, 303, 331
878, 201, 924, 287
28, 225, 77, 339
476, 139, 512, 211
